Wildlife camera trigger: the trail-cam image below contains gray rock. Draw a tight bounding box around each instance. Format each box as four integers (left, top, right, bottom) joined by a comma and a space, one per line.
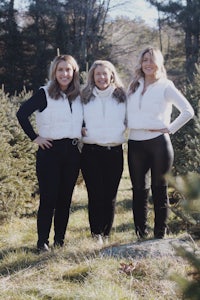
101, 235, 199, 259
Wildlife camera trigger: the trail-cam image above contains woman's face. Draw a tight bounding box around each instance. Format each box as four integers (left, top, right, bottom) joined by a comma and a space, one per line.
55, 60, 74, 90
94, 65, 112, 90
141, 52, 157, 78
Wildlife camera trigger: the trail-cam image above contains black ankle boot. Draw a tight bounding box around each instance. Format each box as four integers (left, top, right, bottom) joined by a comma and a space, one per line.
135, 226, 148, 239
154, 227, 166, 239
37, 242, 49, 252
53, 239, 64, 248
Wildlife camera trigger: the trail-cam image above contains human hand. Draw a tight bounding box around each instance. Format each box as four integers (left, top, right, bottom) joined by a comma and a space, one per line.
33, 136, 53, 150
81, 127, 88, 137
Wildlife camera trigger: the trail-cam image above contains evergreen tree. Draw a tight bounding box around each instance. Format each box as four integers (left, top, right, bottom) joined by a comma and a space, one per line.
171, 65, 200, 175
146, 0, 200, 82
170, 172, 200, 300
56, 0, 111, 70
184, 65, 200, 174
0, 87, 38, 219
0, 0, 24, 93
0, 0, 111, 93
21, 0, 57, 92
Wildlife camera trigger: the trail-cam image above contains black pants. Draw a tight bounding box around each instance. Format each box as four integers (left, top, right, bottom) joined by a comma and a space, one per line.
36, 138, 80, 247
128, 134, 174, 236
81, 144, 123, 236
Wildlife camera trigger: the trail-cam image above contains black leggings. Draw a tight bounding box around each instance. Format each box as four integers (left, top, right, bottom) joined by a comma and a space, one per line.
128, 134, 174, 190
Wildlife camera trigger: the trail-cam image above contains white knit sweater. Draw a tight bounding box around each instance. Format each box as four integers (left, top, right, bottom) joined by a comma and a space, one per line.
36, 87, 83, 139
127, 78, 194, 141
82, 86, 126, 145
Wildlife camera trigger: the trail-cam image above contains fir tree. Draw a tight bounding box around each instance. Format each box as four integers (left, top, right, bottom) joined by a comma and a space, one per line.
0, 87, 38, 220
171, 66, 200, 175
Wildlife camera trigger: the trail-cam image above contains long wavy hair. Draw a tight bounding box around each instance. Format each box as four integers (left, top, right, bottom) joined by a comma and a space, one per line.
81, 60, 126, 104
128, 46, 167, 95
47, 55, 80, 101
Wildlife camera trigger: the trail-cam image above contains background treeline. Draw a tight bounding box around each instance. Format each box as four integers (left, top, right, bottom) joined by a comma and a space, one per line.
0, 0, 200, 93
0, 0, 199, 214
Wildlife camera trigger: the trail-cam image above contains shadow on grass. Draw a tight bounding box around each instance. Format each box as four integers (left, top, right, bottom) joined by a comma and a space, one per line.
116, 198, 132, 211
114, 222, 134, 233
0, 243, 101, 277
0, 245, 56, 275
70, 202, 88, 213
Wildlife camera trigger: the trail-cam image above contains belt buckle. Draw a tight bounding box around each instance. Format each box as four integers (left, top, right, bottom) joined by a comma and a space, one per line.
72, 138, 78, 146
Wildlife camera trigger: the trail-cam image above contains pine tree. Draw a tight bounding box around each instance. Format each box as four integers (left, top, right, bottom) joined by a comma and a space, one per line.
0, 0, 24, 93
171, 65, 200, 175
184, 65, 200, 174
170, 172, 200, 300
0, 87, 38, 220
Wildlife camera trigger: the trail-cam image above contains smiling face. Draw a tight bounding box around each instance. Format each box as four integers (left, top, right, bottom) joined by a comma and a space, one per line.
141, 51, 157, 79
55, 60, 74, 91
93, 65, 112, 90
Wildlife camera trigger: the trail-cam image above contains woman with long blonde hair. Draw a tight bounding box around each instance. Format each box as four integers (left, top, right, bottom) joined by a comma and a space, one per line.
127, 46, 194, 239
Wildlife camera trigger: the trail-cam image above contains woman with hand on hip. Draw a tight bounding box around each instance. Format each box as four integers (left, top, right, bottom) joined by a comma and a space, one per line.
127, 46, 194, 239
81, 60, 126, 245
17, 55, 83, 251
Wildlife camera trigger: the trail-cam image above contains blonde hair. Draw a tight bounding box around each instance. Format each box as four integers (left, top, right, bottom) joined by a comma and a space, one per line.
47, 55, 80, 101
128, 46, 167, 95
81, 60, 126, 104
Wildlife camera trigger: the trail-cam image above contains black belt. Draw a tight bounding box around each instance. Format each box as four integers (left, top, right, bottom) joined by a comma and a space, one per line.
53, 138, 79, 146
83, 143, 122, 151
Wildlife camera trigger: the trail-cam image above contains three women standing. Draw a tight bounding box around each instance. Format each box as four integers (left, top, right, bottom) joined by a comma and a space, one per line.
17, 55, 83, 251
127, 47, 194, 239
17, 48, 194, 249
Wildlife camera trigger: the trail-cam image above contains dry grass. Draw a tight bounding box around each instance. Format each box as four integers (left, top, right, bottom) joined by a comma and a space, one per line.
0, 156, 193, 300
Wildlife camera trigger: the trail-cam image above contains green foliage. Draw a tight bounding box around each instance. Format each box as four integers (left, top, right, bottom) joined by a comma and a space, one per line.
184, 66, 200, 174
0, 87, 38, 220
0, 0, 25, 94
168, 173, 200, 234
171, 247, 200, 300
171, 65, 200, 175
169, 172, 200, 299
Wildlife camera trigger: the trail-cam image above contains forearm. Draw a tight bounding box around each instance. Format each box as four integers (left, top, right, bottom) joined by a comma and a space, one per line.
16, 89, 47, 140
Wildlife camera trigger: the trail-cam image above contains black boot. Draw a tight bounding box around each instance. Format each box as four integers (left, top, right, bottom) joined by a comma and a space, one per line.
152, 186, 169, 239
37, 210, 52, 252
132, 188, 149, 238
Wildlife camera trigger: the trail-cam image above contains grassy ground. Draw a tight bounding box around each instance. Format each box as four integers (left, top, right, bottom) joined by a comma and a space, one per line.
0, 157, 192, 299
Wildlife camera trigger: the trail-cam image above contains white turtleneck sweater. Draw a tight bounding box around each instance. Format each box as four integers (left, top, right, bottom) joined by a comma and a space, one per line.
127, 78, 194, 141
82, 86, 126, 145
